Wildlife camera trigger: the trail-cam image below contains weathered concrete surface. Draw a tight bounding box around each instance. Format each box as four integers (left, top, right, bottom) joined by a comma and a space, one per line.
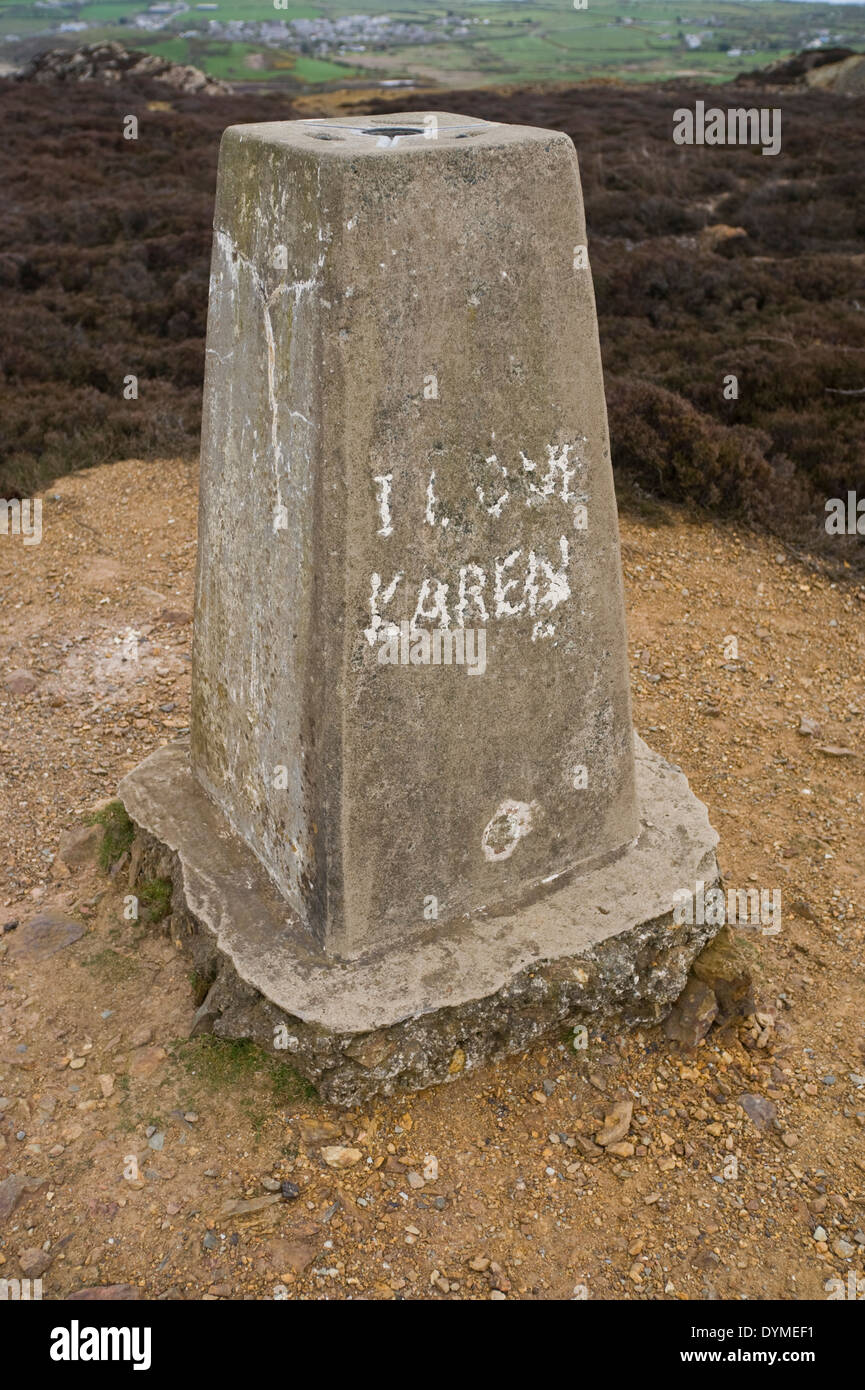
120, 733, 720, 1106
192, 113, 637, 958
118, 113, 723, 1103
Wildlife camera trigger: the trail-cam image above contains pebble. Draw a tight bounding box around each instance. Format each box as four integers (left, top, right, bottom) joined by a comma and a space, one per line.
738, 1093, 777, 1131
321, 1146, 362, 1169
18, 1247, 52, 1278
595, 1099, 633, 1147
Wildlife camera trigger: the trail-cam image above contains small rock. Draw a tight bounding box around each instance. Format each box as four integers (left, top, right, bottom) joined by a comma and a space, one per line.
321, 1146, 362, 1169
448, 1047, 466, 1075
57, 823, 104, 868
664, 978, 718, 1045
18, 1247, 52, 1278
0, 1173, 47, 1220
266, 1236, 317, 1274
4, 670, 38, 696
575, 1135, 604, 1158
692, 927, 753, 1017
297, 1118, 342, 1146
595, 1099, 633, 1147
128, 1046, 166, 1080
220, 1195, 280, 1218
738, 1093, 777, 1132
7, 910, 85, 962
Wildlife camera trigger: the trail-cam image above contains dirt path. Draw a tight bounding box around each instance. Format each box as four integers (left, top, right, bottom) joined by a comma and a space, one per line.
1, 458, 863, 1301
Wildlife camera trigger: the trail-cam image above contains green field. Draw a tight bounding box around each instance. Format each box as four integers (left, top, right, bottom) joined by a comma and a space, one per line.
2, 0, 865, 88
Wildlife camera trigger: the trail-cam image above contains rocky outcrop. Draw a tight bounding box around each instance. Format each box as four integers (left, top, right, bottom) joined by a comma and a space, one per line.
804, 53, 865, 96
15, 42, 232, 97
734, 46, 865, 94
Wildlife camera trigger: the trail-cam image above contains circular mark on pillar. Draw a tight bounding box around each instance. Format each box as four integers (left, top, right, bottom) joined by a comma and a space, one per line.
482, 800, 535, 862
360, 126, 425, 137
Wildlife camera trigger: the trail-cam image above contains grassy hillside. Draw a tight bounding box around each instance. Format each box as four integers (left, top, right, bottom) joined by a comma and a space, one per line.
3, 0, 865, 88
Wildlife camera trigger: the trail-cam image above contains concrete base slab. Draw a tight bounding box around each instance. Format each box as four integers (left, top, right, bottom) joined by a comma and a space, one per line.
119, 734, 720, 1106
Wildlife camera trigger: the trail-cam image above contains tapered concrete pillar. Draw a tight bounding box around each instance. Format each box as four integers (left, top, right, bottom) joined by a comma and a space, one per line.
119, 114, 720, 1105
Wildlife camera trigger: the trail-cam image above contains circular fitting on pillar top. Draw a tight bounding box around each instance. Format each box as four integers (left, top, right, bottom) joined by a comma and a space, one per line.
232, 113, 505, 154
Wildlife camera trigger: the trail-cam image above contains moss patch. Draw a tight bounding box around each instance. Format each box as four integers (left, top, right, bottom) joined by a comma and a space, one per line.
89, 800, 135, 871
138, 877, 172, 925
177, 1036, 317, 1108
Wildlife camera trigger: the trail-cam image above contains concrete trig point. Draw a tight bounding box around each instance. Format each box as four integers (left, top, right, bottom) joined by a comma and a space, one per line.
119, 113, 720, 1105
